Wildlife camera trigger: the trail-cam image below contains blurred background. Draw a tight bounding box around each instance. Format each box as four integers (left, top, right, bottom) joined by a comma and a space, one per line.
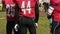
0, 0, 50, 34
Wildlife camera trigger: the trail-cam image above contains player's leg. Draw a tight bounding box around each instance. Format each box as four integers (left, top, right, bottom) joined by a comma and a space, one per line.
6, 21, 14, 34
55, 23, 60, 34
26, 18, 36, 34
18, 17, 27, 34
49, 18, 52, 33
28, 25, 36, 34
14, 21, 20, 34
19, 24, 27, 34
50, 24, 53, 34
52, 22, 60, 34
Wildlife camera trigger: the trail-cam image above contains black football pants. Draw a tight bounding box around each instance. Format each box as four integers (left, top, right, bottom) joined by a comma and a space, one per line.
19, 17, 36, 34
52, 22, 60, 34
6, 21, 19, 34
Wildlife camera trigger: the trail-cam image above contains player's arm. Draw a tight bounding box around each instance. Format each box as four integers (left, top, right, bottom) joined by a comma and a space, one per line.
34, 1, 39, 27
13, 0, 19, 23
14, 3, 19, 22
47, 6, 54, 16
13, 0, 20, 31
14, 3, 19, 31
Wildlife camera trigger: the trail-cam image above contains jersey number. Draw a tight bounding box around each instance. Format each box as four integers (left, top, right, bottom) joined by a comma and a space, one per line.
7, 6, 15, 17
21, 1, 31, 14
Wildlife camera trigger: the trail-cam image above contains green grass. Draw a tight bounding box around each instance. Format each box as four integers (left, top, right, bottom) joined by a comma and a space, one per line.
0, 11, 50, 34
0, 3, 2, 10
0, 12, 6, 34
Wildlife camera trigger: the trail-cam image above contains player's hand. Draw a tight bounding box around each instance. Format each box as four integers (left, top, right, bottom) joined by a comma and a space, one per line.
6, 4, 10, 8
14, 24, 18, 31
47, 6, 54, 15
35, 23, 38, 28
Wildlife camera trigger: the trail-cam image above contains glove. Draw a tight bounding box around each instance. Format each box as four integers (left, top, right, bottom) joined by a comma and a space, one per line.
47, 6, 54, 15
14, 24, 18, 31
35, 23, 38, 28
6, 4, 10, 8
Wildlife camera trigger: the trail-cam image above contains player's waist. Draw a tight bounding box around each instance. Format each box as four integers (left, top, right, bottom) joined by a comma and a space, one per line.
19, 14, 35, 19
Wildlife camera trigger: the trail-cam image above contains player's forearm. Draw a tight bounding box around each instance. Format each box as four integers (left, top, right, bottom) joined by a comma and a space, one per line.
34, 2, 39, 23
14, 4, 19, 24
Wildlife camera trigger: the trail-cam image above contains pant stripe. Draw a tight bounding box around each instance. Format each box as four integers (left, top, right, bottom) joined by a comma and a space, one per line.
53, 22, 59, 34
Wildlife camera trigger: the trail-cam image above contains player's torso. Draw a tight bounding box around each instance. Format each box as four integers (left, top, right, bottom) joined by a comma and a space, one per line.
51, 0, 60, 22
5, 0, 15, 21
16, 0, 37, 18
6, 6, 15, 21
50, 0, 60, 13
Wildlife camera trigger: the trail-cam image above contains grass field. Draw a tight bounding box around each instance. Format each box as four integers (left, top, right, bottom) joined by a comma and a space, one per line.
0, 11, 50, 34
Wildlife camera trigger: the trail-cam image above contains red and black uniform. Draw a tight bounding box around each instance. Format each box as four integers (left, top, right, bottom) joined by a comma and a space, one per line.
16, 0, 39, 20
15, 0, 39, 34
5, 0, 15, 21
50, 0, 60, 34
4, 0, 19, 34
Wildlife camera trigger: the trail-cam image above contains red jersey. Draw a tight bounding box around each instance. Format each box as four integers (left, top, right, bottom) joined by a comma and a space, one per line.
50, 0, 60, 22
5, 0, 16, 21
50, 0, 60, 5
5, 0, 15, 4
16, 0, 37, 19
